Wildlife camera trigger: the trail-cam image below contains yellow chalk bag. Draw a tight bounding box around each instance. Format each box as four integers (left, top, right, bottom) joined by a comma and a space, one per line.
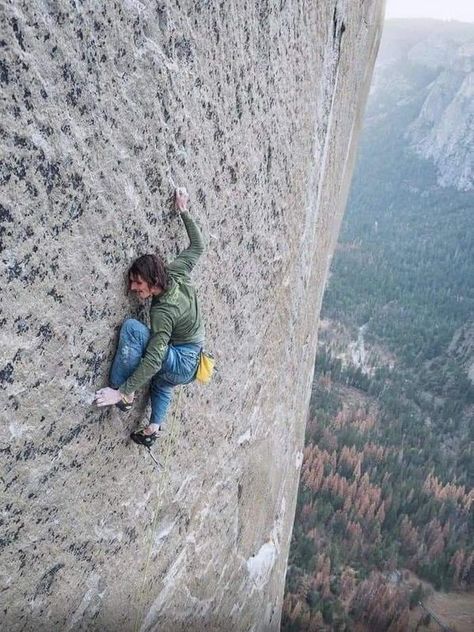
196, 351, 215, 384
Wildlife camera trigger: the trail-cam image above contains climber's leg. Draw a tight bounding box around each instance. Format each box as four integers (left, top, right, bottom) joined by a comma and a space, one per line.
144, 343, 201, 434
149, 377, 174, 431
129, 341, 201, 446
109, 318, 150, 389
130, 377, 173, 446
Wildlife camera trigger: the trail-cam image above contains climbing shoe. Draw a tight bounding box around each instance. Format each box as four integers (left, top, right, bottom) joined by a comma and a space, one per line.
130, 430, 158, 447
108, 387, 134, 412
116, 399, 133, 412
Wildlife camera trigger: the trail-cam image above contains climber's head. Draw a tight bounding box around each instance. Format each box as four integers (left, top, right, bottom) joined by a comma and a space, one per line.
128, 254, 169, 299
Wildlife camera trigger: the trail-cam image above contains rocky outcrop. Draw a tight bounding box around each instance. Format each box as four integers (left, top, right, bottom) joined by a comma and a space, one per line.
373, 19, 474, 191
408, 42, 474, 191
0, 2, 383, 631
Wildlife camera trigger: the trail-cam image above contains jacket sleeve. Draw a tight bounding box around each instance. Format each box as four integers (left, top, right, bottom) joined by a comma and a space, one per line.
119, 308, 173, 394
167, 212, 205, 277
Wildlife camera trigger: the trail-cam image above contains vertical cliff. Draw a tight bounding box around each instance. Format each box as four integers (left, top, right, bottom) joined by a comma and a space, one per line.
1, 1, 384, 630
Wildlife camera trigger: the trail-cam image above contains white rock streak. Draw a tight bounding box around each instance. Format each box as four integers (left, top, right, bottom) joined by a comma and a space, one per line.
246, 542, 278, 590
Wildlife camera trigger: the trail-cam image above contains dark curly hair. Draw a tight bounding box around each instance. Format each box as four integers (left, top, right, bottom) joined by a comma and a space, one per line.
128, 254, 170, 292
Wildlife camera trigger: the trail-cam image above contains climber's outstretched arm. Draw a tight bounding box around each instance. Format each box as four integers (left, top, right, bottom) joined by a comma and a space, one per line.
168, 188, 205, 276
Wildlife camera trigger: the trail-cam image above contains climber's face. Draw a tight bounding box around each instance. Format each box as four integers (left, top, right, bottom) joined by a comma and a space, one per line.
129, 274, 154, 300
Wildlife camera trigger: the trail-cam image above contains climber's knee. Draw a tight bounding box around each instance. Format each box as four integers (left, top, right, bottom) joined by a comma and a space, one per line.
121, 318, 142, 334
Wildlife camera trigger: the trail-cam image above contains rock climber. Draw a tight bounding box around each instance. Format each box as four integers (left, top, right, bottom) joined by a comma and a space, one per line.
95, 188, 205, 447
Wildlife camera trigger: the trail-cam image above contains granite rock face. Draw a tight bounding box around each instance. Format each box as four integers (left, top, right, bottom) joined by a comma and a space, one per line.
1, 2, 383, 631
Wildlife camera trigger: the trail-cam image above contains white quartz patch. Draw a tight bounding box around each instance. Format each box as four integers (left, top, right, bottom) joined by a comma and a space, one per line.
8, 421, 29, 439
246, 542, 277, 590
237, 429, 252, 445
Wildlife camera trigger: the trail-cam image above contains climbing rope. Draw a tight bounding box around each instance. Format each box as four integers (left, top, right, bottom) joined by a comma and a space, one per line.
132, 387, 184, 632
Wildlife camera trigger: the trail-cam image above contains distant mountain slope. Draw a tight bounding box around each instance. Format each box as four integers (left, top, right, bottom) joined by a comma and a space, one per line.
326, 20, 474, 376
369, 19, 474, 191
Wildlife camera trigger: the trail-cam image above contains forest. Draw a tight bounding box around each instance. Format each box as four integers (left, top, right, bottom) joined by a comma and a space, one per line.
282, 370, 472, 631
282, 19, 473, 632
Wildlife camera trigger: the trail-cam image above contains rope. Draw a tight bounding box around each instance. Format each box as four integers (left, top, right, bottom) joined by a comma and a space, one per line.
132, 388, 184, 632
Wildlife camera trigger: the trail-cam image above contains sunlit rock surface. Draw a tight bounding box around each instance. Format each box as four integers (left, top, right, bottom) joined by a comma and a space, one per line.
1, 1, 383, 630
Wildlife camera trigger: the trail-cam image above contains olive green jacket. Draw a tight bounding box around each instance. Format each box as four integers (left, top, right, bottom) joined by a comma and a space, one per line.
120, 212, 205, 395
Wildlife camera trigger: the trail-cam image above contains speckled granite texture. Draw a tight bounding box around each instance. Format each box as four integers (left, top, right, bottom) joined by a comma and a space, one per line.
1, 1, 384, 631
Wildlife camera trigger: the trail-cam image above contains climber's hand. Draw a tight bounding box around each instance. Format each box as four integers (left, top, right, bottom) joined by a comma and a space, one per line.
175, 187, 189, 213
95, 387, 122, 407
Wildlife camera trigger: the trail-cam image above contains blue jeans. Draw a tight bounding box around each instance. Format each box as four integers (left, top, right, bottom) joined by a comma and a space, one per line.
109, 319, 201, 427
